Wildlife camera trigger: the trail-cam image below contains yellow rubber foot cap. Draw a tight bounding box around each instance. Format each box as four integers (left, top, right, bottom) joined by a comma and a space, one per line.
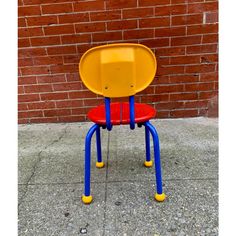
82, 195, 93, 204
96, 162, 105, 168
144, 160, 153, 167
155, 193, 166, 202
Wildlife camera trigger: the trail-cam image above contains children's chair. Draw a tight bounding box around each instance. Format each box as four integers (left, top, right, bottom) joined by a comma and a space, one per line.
79, 43, 166, 204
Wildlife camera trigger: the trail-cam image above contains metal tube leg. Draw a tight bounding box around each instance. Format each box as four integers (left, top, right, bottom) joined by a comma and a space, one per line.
82, 124, 98, 204
144, 126, 153, 167
96, 126, 104, 168
145, 121, 166, 202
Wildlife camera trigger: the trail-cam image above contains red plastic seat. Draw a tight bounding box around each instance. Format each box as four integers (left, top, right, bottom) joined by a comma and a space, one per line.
88, 102, 156, 125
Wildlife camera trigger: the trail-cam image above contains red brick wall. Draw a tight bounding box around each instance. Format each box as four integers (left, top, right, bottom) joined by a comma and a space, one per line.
18, 0, 218, 124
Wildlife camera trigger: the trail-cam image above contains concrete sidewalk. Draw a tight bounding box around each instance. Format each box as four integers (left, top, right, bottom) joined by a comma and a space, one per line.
18, 118, 218, 236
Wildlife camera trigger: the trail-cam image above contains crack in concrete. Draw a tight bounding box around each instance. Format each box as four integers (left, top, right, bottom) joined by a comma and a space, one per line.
18, 125, 69, 207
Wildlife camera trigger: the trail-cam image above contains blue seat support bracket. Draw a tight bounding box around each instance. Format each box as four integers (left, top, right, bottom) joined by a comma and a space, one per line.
104, 97, 112, 131
129, 96, 135, 130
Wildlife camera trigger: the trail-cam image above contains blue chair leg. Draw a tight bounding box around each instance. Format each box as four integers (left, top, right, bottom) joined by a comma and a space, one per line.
144, 125, 153, 167
82, 123, 99, 204
95, 126, 104, 168
144, 121, 166, 202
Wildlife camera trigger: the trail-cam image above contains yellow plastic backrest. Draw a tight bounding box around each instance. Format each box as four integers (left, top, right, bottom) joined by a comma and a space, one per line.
79, 43, 157, 98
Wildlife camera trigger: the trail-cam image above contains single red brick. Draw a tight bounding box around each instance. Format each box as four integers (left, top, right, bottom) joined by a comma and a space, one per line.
47, 45, 76, 55
155, 5, 187, 16
21, 66, 50, 76
156, 101, 185, 110
77, 44, 93, 53
205, 12, 218, 24
184, 100, 208, 109
52, 82, 82, 91
24, 84, 53, 93
63, 55, 80, 64
66, 73, 79, 82
170, 109, 198, 118
75, 22, 105, 33
200, 72, 218, 82
185, 82, 214, 92
123, 7, 153, 19
171, 35, 201, 46
44, 109, 71, 117
156, 110, 169, 118
140, 38, 170, 47
18, 38, 31, 48
202, 34, 218, 43
19, 48, 47, 58
188, 2, 218, 13
172, 14, 203, 26
155, 26, 185, 37
140, 94, 169, 103
18, 27, 44, 38
157, 65, 185, 75
106, 0, 136, 9
58, 115, 86, 122
18, 103, 28, 111
187, 44, 217, 54
31, 36, 61, 46
74, 0, 104, 12
37, 74, 66, 84
107, 20, 137, 30
44, 25, 75, 36
187, 24, 218, 35
170, 92, 198, 101
27, 15, 58, 26
29, 117, 59, 123
185, 64, 216, 73
139, 17, 170, 28
18, 58, 34, 67
90, 10, 121, 21
157, 46, 185, 56
18, 76, 37, 85
61, 34, 91, 44
50, 64, 78, 74
18, 119, 28, 124
92, 31, 122, 42
18, 86, 25, 94
58, 13, 89, 24
124, 29, 154, 40
28, 101, 56, 110
68, 90, 96, 99
18, 18, 26, 27
19, 110, 44, 119
18, 94, 40, 102
71, 108, 86, 115
33, 56, 63, 66
18, 6, 41, 17
170, 55, 200, 65
84, 98, 104, 107
200, 54, 218, 64
199, 91, 218, 99
56, 100, 83, 108
156, 84, 185, 93
169, 74, 199, 83
139, 0, 170, 6
40, 92, 68, 101
42, 3, 72, 14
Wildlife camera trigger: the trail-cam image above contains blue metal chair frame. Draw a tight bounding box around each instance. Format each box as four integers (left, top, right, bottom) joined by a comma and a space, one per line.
83, 96, 165, 203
